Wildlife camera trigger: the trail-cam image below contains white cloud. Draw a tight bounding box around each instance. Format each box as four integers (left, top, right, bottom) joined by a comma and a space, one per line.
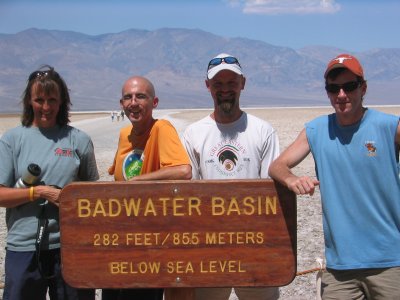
226, 0, 341, 15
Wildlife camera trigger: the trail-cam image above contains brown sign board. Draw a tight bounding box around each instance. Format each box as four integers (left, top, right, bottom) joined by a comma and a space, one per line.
59, 179, 296, 289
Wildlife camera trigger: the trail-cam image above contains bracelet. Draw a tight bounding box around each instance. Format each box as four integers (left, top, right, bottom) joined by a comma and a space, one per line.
29, 186, 35, 201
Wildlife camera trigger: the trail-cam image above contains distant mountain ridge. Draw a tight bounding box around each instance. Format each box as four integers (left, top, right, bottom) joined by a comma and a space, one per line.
0, 28, 399, 113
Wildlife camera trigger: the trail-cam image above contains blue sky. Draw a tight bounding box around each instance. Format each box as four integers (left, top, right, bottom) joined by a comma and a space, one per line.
0, 0, 399, 52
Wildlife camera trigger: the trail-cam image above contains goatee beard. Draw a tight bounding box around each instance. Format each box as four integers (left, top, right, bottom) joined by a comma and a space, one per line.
218, 100, 234, 114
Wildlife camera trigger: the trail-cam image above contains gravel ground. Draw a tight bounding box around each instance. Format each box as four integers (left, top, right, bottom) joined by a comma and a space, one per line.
1, 105, 399, 299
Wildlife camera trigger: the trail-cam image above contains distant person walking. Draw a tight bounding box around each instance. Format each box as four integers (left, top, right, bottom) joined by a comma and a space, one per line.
120, 109, 124, 120
110, 111, 114, 122
269, 54, 400, 299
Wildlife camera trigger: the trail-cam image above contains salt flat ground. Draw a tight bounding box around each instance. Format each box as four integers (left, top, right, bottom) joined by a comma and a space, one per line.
0, 105, 399, 299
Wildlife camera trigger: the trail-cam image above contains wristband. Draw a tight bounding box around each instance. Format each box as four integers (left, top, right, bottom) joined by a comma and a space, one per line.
29, 186, 35, 201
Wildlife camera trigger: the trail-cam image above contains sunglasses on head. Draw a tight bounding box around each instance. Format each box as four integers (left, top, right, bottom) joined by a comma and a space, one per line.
28, 70, 60, 82
325, 81, 363, 93
207, 56, 241, 71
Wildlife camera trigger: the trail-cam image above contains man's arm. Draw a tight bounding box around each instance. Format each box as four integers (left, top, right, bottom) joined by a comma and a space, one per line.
182, 128, 201, 180
129, 164, 192, 181
396, 120, 400, 145
268, 129, 319, 195
260, 130, 280, 178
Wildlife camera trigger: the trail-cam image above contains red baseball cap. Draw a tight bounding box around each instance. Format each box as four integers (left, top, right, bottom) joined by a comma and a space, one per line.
324, 54, 364, 79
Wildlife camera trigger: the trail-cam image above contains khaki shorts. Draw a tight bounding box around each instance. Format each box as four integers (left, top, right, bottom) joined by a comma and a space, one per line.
195, 287, 279, 300
321, 267, 400, 300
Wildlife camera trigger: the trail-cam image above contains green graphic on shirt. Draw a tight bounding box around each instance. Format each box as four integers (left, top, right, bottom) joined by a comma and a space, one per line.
122, 150, 144, 180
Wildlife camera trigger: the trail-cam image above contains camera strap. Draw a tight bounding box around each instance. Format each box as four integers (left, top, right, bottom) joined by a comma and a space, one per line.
35, 202, 55, 279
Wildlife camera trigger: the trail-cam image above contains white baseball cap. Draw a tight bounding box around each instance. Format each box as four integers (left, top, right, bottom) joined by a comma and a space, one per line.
207, 53, 243, 79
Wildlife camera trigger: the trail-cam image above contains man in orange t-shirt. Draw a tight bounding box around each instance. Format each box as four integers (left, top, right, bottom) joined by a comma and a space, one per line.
104, 76, 192, 300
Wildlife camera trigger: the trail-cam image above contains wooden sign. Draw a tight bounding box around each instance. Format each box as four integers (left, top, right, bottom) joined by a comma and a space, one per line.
59, 179, 296, 289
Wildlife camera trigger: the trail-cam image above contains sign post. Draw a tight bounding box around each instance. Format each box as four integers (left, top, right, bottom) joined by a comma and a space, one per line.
59, 179, 296, 292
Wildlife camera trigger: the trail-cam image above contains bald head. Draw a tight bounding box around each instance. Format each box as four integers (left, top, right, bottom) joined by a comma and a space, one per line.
121, 76, 155, 99
120, 76, 159, 133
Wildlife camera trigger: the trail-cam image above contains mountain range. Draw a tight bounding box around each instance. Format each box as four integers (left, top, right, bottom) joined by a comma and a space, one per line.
0, 28, 399, 113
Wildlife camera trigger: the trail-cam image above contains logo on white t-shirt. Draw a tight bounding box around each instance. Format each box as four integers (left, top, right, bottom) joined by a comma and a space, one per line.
208, 140, 248, 176
218, 146, 238, 171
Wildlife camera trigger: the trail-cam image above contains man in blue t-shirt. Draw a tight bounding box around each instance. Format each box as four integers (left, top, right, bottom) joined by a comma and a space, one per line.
269, 53, 400, 299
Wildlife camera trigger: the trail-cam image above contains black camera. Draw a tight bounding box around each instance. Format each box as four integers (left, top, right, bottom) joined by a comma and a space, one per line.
15, 163, 41, 188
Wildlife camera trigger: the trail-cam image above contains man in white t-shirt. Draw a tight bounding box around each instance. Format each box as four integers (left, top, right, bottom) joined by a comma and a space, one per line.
182, 53, 280, 300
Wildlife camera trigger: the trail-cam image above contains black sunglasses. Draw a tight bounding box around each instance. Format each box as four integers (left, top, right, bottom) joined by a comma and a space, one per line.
325, 81, 363, 93
28, 70, 60, 82
207, 56, 241, 71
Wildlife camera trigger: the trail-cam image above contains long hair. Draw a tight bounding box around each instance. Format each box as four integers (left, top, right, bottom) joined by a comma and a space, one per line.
21, 65, 72, 126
